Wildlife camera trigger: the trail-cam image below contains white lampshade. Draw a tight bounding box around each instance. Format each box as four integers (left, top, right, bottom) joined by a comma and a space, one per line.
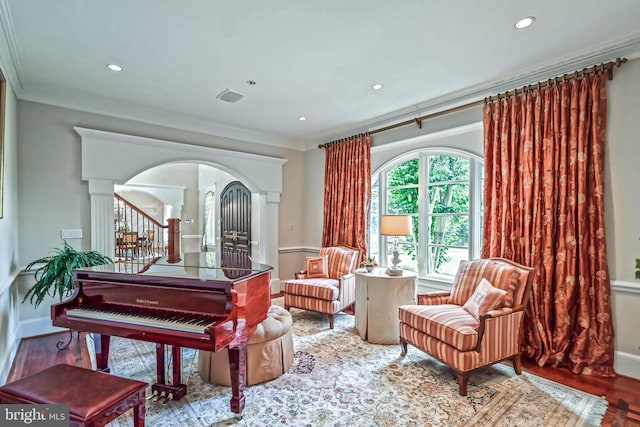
380, 215, 412, 236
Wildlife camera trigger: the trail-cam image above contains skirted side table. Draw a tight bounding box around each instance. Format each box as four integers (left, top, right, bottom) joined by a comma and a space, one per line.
355, 268, 417, 344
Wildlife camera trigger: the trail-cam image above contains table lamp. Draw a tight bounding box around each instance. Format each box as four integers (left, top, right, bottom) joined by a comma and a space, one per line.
380, 214, 412, 276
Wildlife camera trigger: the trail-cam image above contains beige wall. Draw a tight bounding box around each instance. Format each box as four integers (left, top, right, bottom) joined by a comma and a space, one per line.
606, 58, 640, 281
16, 100, 305, 266
2, 58, 639, 382
296, 58, 640, 377
605, 58, 640, 371
9, 100, 305, 350
0, 76, 20, 384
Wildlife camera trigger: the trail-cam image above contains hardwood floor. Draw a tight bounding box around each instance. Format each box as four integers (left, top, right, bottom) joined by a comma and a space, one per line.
521, 358, 639, 426
6, 332, 640, 426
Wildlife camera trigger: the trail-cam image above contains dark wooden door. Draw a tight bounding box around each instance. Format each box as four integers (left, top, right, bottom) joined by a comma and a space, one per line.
220, 181, 251, 256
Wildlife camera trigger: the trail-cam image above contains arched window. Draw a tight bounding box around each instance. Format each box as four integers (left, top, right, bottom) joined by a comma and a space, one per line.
369, 149, 483, 280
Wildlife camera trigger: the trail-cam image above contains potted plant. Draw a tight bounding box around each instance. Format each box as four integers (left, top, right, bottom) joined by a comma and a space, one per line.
23, 241, 113, 308
363, 256, 377, 272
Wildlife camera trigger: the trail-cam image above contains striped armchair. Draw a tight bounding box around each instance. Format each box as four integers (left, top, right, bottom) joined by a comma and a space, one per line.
398, 257, 534, 395
283, 246, 360, 329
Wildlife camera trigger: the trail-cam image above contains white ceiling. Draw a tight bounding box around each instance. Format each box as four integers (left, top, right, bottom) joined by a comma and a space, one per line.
1, 0, 639, 150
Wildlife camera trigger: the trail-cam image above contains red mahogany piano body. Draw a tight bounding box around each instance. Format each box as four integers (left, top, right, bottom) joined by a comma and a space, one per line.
51, 251, 272, 416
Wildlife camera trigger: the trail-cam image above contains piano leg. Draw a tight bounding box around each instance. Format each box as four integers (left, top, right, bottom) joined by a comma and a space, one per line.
171, 345, 181, 388
151, 343, 187, 403
156, 343, 165, 385
228, 345, 247, 416
96, 334, 111, 373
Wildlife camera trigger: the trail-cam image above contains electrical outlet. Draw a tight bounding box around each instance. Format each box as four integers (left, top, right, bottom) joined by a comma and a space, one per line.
61, 229, 83, 239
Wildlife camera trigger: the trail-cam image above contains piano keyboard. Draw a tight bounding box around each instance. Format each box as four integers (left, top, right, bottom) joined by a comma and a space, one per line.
66, 307, 216, 334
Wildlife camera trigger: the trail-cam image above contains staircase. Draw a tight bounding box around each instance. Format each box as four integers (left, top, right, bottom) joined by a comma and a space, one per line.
114, 194, 168, 261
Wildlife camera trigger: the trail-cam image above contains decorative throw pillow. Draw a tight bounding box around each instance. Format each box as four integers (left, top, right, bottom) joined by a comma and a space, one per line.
320, 246, 359, 278
462, 278, 507, 320
306, 255, 329, 278
449, 259, 522, 308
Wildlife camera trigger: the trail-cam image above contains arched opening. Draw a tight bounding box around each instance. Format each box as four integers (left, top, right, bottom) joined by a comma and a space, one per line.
114, 162, 252, 260
77, 127, 287, 290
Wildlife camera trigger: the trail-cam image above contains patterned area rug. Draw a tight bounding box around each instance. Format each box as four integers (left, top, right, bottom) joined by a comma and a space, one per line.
103, 300, 606, 427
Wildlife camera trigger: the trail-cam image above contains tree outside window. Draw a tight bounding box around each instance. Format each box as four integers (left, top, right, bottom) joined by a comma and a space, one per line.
370, 150, 483, 279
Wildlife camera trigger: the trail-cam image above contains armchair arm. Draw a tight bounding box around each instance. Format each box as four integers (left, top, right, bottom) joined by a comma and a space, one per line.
483, 307, 514, 318
295, 270, 308, 279
417, 292, 451, 305
337, 274, 356, 308
474, 308, 524, 353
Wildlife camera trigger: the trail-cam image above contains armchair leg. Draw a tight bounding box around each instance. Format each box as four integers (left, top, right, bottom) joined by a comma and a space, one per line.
512, 353, 522, 375
328, 314, 334, 329
458, 373, 469, 396
400, 340, 408, 357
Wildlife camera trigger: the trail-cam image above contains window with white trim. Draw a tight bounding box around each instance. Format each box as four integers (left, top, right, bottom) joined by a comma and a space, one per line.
369, 149, 483, 280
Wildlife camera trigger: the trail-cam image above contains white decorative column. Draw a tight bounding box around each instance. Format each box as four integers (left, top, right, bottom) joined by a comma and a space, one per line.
88, 179, 115, 257
266, 191, 281, 292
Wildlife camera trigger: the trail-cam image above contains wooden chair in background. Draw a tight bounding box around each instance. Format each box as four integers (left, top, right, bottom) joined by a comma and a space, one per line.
118, 231, 139, 259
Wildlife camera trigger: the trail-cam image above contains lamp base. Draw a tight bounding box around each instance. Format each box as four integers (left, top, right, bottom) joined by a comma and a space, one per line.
385, 268, 403, 276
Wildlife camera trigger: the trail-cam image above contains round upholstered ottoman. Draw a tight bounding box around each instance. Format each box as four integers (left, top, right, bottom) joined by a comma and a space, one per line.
198, 304, 294, 386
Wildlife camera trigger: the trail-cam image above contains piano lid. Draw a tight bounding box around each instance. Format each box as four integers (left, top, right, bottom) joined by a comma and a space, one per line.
77, 251, 272, 283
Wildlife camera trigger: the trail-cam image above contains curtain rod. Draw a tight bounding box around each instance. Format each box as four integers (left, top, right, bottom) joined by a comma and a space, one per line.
319, 57, 627, 149
485, 57, 627, 104
318, 132, 371, 149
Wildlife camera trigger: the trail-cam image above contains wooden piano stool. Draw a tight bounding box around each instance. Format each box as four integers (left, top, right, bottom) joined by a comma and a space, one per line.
0, 364, 147, 427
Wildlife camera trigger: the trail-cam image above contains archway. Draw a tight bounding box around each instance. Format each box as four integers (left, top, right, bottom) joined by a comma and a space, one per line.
77, 127, 287, 288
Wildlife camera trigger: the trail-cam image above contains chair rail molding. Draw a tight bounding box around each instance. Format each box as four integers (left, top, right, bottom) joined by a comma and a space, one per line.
611, 279, 640, 295
76, 127, 287, 284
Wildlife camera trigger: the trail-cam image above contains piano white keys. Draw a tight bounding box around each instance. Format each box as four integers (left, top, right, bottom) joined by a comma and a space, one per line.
66, 307, 212, 334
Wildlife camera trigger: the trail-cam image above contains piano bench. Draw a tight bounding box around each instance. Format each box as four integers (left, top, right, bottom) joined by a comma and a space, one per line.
0, 364, 147, 427
199, 304, 294, 386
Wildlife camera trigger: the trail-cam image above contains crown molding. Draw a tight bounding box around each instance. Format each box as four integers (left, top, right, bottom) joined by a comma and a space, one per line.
2, 0, 639, 153
307, 32, 640, 150
0, 0, 25, 90
24, 93, 305, 151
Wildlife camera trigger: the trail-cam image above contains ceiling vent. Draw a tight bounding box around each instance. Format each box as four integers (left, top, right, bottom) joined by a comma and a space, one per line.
217, 89, 245, 103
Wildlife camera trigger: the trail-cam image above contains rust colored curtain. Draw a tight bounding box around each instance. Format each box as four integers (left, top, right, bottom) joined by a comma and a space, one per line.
322, 134, 371, 259
482, 73, 615, 377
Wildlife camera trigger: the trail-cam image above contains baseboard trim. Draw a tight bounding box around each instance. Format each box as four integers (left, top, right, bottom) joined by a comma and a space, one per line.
19, 317, 65, 339
615, 351, 640, 380
0, 335, 20, 385
271, 278, 281, 294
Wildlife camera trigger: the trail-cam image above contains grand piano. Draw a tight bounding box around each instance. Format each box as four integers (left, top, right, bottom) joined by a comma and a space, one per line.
51, 251, 272, 416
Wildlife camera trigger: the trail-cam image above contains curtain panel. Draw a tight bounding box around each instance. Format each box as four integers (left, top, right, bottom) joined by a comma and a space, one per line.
321, 135, 371, 261
482, 73, 615, 376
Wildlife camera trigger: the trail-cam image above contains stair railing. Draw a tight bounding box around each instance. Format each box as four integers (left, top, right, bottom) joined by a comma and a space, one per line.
114, 193, 168, 262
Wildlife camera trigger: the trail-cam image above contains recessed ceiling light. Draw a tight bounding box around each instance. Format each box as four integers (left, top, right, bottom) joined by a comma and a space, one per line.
298, 116, 307, 121
514, 16, 535, 29
107, 64, 123, 72
371, 83, 384, 90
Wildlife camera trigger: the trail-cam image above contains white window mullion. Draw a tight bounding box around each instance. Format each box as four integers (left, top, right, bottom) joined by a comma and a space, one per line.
469, 158, 481, 260
379, 172, 388, 267
373, 149, 483, 283
419, 152, 429, 276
